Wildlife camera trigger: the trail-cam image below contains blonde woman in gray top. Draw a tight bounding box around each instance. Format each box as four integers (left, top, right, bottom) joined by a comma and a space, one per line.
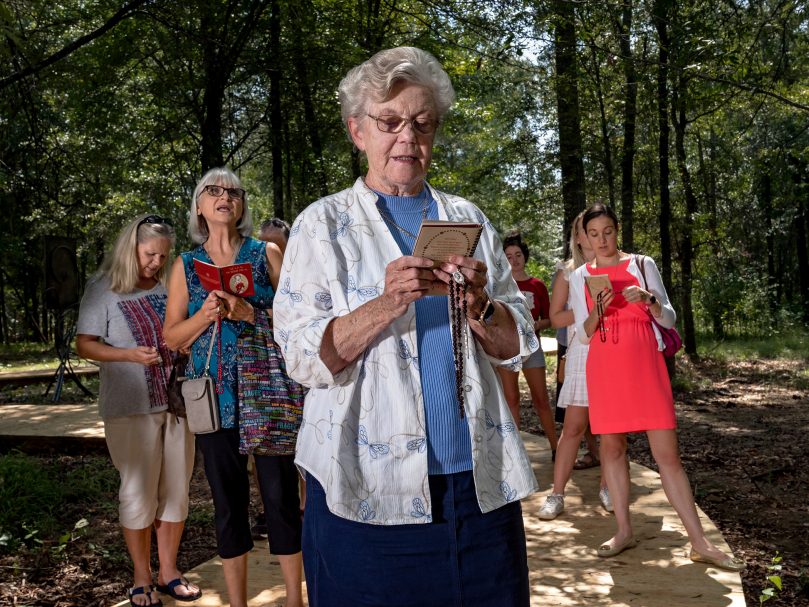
77, 215, 200, 607
538, 212, 610, 520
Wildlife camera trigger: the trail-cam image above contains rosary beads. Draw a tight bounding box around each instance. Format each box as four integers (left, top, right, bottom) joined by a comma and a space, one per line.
449, 270, 468, 419
596, 291, 607, 343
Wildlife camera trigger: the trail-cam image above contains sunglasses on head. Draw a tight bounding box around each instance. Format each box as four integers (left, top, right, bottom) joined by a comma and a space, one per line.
138, 214, 174, 228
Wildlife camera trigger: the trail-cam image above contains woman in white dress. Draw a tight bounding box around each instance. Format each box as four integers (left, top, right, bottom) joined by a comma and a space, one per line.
538, 212, 610, 520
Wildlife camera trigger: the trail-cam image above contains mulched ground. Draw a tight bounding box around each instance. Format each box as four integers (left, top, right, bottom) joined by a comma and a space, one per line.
520, 355, 809, 606
1, 354, 806, 606
0, 453, 228, 607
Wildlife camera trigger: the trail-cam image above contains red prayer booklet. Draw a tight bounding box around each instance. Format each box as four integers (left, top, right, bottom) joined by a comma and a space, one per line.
193, 259, 256, 297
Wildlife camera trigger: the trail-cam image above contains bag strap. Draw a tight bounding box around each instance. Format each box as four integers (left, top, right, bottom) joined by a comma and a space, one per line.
190, 318, 218, 378
203, 318, 218, 376
229, 238, 244, 265
636, 254, 647, 289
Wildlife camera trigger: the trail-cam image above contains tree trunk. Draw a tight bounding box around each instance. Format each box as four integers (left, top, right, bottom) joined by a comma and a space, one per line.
41, 293, 49, 343
654, 7, 673, 296
199, 4, 224, 172
197, 1, 271, 173
591, 47, 615, 208
200, 14, 226, 173
793, 168, 809, 324
672, 80, 698, 357
284, 120, 293, 219
291, 19, 328, 198
553, 1, 587, 233
619, 3, 638, 251
0, 267, 7, 345
269, 0, 284, 219
21, 273, 32, 341
29, 265, 42, 343
709, 127, 717, 241
762, 171, 777, 313
707, 128, 722, 335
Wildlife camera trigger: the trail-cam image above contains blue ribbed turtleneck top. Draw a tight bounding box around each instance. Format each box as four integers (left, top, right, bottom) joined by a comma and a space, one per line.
372, 186, 473, 475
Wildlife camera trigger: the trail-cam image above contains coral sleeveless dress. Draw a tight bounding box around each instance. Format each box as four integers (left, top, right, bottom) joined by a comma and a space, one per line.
584, 259, 676, 434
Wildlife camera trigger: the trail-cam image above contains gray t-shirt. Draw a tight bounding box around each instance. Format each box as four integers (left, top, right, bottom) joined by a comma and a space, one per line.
77, 276, 172, 418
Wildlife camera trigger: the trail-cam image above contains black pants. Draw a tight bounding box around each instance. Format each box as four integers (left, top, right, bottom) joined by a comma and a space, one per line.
554, 343, 567, 424
196, 428, 302, 558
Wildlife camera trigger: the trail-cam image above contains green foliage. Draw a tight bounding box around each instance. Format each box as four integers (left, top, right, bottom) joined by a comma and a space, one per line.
0, 1, 21, 50
0, 452, 118, 550
524, 258, 554, 286
696, 332, 809, 361
0, 341, 59, 368
798, 566, 809, 595
0, 0, 806, 348
759, 552, 783, 603
186, 504, 215, 527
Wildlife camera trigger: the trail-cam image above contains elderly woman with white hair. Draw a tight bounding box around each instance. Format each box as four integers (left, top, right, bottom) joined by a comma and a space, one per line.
274, 47, 539, 606
163, 167, 304, 607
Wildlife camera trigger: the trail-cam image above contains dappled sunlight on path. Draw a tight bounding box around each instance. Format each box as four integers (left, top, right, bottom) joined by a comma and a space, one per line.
102, 432, 744, 607
522, 433, 744, 606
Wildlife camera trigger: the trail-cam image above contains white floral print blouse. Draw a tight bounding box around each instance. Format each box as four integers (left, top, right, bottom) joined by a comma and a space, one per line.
274, 178, 540, 525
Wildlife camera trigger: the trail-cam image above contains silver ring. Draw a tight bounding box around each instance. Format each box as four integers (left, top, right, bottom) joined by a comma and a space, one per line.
452, 270, 465, 285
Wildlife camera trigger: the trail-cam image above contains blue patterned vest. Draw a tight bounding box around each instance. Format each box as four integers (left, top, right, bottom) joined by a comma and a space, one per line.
181, 238, 274, 428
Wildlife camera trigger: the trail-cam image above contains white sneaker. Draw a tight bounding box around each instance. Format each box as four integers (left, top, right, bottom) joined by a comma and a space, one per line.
538, 494, 565, 520
599, 487, 614, 512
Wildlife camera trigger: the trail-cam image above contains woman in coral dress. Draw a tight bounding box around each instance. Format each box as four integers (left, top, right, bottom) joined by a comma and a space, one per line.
569, 204, 745, 572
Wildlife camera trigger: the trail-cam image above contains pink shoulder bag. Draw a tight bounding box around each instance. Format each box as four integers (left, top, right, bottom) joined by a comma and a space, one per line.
636, 255, 682, 358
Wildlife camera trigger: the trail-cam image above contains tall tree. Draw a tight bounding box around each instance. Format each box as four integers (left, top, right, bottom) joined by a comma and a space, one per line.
653, 0, 672, 295
590, 46, 616, 207
672, 77, 698, 356
197, 0, 272, 172
793, 165, 809, 324
761, 170, 777, 312
290, 6, 328, 198
269, 0, 284, 219
552, 1, 587, 232
618, 2, 637, 251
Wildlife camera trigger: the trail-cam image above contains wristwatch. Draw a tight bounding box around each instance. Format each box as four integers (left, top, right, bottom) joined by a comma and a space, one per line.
645, 294, 657, 307
472, 292, 497, 325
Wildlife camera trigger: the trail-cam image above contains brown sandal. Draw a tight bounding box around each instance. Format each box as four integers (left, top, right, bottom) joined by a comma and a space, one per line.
573, 451, 600, 470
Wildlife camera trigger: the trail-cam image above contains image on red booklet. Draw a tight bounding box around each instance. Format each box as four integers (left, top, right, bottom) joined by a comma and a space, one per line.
193, 259, 255, 297
221, 264, 255, 297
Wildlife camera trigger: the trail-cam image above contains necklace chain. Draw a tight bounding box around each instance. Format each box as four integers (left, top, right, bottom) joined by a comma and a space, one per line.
376, 195, 428, 239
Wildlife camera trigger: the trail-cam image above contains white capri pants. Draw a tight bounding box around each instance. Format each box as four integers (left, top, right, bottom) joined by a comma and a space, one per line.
103, 411, 195, 529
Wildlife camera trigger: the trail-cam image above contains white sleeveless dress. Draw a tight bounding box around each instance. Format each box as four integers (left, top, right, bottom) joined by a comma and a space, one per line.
556, 261, 589, 408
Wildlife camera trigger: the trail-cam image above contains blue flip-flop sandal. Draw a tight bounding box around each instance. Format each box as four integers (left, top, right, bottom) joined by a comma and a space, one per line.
156, 578, 202, 602
129, 585, 163, 607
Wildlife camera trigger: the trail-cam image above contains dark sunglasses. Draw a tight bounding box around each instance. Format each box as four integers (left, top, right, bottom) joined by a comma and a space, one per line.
138, 214, 174, 228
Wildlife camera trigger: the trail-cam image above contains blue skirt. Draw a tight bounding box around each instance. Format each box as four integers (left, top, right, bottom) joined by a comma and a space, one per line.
302, 471, 530, 607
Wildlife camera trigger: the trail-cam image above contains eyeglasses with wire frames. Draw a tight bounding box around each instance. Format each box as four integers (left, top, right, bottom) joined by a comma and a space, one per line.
138, 214, 174, 228
200, 184, 245, 200
366, 114, 440, 135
